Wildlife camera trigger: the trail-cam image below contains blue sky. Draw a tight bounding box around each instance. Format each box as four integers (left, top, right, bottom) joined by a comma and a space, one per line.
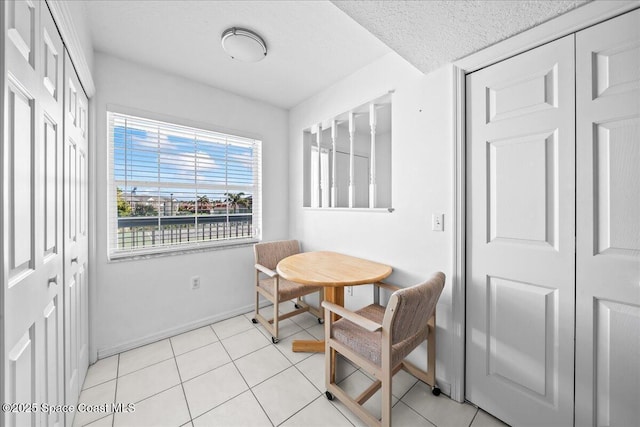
113, 122, 256, 204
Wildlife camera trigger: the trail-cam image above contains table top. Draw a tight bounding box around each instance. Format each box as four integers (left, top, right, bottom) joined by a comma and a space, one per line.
276, 251, 392, 287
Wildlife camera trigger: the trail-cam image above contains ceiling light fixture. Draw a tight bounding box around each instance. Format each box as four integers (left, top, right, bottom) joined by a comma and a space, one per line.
221, 27, 267, 62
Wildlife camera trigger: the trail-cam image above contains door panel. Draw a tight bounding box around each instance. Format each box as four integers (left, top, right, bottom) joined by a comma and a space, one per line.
63, 51, 89, 420
7, 330, 35, 427
486, 277, 557, 399
43, 298, 63, 427
7, 0, 36, 65
44, 117, 58, 255
466, 35, 575, 426
3, 2, 65, 426
575, 9, 640, 426
487, 131, 558, 246
40, 6, 66, 426
7, 83, 34, 274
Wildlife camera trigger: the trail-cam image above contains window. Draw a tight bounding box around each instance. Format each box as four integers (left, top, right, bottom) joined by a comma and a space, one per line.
303, 92, 392, 209
310, 146, 330, 208
108, 112, 262, 258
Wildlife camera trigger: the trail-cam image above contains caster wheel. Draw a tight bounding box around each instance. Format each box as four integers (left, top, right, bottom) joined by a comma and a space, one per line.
318, 318, 324, 324
294, 304, 301, 309
325, 391, 334, 401
272, 336, 279, 344
251, 318, 258, 324
432, 387, 441, 396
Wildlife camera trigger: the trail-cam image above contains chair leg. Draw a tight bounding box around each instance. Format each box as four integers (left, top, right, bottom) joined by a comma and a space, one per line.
325, 307, 335, 389
318, 288, 325, 323
427, 314, 438, 394
253, 271, 260, 322
272, 298, 279, 343
381, 366, 392, 427
298, 292, 325, 323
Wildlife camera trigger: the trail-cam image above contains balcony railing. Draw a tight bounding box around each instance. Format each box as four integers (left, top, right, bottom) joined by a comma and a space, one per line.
117, 214, 253, 249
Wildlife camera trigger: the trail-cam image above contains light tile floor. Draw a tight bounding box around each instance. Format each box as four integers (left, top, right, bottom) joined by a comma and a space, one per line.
74, 307, 509, 427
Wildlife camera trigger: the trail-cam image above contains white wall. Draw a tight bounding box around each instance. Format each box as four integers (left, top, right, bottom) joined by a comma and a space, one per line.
92, 53, 289, 356
289, 52, 456, 392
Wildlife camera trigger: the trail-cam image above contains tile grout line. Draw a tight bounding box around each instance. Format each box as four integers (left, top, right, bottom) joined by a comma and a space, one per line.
119, 331, 259, 412
104, 318, 263, 422
208, 325, 277, 427
288, 339, 433, 426
397, 399, 438, 427
277, 308, 359, 424
112, 359, 190, 423
83, 311, 487, 427
170, 333, 195, 425
182, 326, 258, 422
398, 381, 438, 426
111, 353, 120, 427
277, 394, 355, 427
117, 341, 175, 378
226, 328, 276, 427
288, 359, 358, 427
467, 407, 480, 427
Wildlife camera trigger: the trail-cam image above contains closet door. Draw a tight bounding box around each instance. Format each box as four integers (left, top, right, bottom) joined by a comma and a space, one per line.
465, 35, 575, 426
575, 9, 640, 426
63, 51, 90, 418
2, 1, 65, 426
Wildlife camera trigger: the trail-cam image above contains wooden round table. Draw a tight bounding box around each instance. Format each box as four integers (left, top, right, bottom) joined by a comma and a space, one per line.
276, 251, 392, 352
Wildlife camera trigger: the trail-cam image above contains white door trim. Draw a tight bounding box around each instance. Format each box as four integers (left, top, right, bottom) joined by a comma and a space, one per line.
454, 0, 640, 74
449, 0, 640, 404
46, 0, 98, 367
449, 66, 466, 403
45, 0, 95, 97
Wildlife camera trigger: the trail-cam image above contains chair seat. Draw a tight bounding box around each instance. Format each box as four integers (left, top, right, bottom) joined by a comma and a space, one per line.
258, 277, 319, 301
332, 304, 429, 367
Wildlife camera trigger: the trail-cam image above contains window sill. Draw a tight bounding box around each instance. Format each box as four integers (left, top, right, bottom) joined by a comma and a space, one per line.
108, 238, 259, 263
302, 207, 394, 213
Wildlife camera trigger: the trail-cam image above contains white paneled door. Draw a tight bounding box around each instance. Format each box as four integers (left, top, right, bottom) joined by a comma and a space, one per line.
3, 2, 65, 426
63, 51, 90, 420
575, 10, 640, 427
466, 35, 576, 426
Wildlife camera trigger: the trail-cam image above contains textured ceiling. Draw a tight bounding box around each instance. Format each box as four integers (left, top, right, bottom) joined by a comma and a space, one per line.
84, 1, 591, 110
332, 0, 589, 74
84, 1, 391, 109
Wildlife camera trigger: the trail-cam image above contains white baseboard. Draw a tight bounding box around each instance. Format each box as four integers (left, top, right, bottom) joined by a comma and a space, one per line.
96, 302, 264, 359
436, 379, 452, 398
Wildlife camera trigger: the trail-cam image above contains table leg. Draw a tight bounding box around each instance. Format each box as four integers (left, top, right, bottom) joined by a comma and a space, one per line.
292, 286, 344, 353
324, 286, 344, 322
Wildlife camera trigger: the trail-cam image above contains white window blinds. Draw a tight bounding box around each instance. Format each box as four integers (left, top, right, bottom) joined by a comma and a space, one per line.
108, 112, 262, 257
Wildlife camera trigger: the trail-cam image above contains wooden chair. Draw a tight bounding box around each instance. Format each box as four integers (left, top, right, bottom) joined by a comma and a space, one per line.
322, 272, 445, 427
252, 240, 323, 343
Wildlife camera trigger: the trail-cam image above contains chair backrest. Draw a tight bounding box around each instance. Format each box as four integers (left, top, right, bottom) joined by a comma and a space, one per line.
385, 272, 445, 345
254, 240, 300, 270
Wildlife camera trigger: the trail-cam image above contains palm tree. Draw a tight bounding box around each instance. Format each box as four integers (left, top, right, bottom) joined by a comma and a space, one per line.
225, 192, 246, 213
196, 194, 210, 214
238, 195, 252, 210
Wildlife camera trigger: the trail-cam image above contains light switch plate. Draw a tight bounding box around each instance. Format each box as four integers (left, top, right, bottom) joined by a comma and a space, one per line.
432, 213, 444, 231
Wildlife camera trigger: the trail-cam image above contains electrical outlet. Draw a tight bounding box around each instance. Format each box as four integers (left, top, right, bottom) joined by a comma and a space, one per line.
191, 276, 201, 290
432, 213, 444, 231
347, 286, 353, 296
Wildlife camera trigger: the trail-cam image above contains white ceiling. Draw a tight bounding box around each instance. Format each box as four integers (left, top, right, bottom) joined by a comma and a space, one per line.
84, 0, 588, 110
84, 0, 391, 110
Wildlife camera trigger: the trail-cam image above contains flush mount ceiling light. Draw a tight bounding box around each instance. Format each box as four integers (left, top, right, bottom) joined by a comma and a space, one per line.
221, 27, 267, 62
